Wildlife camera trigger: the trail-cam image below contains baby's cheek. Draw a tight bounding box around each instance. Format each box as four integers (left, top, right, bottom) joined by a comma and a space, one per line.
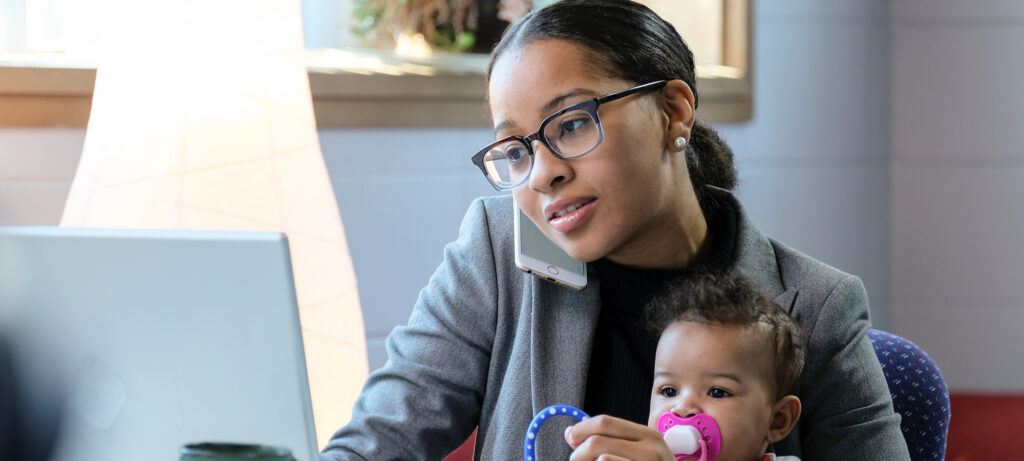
647, 403, 669, 428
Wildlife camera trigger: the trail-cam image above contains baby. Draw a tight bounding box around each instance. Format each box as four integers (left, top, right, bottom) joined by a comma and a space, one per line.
645, 274, 807, 461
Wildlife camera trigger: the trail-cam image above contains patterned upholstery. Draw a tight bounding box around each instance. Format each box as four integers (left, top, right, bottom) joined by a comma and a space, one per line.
867, 329, 950, 461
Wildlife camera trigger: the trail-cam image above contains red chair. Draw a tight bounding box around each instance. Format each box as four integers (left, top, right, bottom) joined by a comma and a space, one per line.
442, 429, 476, 461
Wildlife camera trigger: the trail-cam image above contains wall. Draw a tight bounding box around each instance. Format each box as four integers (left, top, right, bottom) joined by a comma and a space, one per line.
0, 0, 895, 375
320, 128, 498, 369
718, 0, 892, 333
891, 0, 1024, 391
0, 128, 83, 225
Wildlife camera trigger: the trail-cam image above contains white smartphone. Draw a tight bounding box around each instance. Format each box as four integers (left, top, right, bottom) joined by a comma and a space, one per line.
513, 198, 588, 290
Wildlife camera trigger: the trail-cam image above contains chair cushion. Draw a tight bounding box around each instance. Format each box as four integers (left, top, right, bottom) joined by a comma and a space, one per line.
868, 329, 950, 461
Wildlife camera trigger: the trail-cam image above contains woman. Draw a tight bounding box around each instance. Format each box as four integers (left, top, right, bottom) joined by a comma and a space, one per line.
322, 1, 910, 460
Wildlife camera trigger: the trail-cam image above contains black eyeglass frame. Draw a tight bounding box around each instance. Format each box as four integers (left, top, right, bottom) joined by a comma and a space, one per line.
470, 80, 669, 191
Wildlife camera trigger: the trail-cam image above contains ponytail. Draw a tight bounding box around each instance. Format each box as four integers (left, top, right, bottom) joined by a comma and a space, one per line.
687, 121, 737, 216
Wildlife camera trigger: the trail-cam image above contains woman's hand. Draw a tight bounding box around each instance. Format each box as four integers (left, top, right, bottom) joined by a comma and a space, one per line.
563, 414, 676, 461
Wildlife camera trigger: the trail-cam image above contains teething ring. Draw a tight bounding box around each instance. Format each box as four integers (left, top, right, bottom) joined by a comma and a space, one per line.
523, 405, 589, 461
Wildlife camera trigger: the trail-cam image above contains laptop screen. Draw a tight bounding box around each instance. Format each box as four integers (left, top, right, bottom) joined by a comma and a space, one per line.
0, 227, 319, 461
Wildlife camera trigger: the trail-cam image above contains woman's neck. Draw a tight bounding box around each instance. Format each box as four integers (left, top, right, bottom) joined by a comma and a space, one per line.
605, 198, 715, 269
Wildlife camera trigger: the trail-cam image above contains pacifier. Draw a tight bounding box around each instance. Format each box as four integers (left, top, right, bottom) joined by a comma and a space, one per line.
656, 412, 723, 461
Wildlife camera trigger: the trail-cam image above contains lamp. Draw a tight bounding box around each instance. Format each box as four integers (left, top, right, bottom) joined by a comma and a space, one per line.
59, 0, 368, 448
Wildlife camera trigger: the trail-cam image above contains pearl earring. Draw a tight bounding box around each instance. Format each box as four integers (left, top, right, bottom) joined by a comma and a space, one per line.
674, 137, 687, 150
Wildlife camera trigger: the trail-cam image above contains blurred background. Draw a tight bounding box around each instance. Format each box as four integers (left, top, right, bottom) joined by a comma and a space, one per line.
1, 0, 1022, 459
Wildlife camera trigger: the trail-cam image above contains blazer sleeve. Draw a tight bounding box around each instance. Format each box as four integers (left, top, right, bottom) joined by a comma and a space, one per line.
320, 198, 500, 461
796, 275, 911, 460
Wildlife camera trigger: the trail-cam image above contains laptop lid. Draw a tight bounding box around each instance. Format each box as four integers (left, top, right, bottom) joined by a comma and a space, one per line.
0, 227, 319, 461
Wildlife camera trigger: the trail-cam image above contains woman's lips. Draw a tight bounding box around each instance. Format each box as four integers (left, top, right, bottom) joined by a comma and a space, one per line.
548, 199, 596, 233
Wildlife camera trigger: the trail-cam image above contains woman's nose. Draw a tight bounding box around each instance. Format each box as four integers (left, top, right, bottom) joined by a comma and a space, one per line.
527, 140, 573, 192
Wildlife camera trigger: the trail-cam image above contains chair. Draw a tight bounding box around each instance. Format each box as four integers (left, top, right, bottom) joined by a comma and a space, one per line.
867, 329, 950, 460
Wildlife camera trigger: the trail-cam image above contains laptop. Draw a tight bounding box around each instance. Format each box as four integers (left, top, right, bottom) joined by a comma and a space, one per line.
0, 227, 319, 461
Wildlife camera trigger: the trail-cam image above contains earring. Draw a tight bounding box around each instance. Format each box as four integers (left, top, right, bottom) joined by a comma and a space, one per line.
673, 137, 687, 150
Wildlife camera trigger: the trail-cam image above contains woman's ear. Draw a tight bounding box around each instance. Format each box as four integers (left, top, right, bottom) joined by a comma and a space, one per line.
660, 79, 696, 151
767, 395, 802, 443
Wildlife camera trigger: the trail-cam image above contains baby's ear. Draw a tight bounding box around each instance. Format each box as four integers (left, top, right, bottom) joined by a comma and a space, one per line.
767, 395, 802, 443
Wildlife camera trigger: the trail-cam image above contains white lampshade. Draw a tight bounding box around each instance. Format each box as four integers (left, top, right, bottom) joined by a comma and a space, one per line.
60, 0, 368, 448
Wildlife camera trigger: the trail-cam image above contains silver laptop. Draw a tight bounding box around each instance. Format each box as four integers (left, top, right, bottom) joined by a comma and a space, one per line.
0, 227, 319, 461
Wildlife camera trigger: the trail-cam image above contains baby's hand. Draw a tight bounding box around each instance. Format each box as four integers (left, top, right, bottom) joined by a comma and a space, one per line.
563, 414, 676, 461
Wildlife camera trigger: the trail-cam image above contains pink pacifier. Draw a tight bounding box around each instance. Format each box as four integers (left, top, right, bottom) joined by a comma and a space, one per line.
656, 412, 723, 461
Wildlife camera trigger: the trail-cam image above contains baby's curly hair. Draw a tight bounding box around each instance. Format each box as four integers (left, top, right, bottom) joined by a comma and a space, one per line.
646, 274, 808, 399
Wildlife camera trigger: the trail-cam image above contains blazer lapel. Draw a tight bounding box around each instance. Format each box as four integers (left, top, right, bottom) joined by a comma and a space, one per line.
529, 273, 601, 410
773, 288, 799, 314
715, 188, 789, 299
527, 272, 601, 459
713, 188, 801, 313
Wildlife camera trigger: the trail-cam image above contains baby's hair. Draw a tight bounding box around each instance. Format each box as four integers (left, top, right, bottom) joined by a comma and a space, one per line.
646, 274, 807, 398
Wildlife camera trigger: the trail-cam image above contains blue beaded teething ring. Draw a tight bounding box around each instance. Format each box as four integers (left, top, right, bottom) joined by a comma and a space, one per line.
524, 405, 590, 461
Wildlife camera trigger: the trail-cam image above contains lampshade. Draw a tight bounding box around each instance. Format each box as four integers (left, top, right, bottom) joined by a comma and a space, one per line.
60, 0, 368, 448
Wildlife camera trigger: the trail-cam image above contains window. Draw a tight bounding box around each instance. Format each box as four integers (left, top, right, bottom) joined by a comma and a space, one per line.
0, 0, 751, 128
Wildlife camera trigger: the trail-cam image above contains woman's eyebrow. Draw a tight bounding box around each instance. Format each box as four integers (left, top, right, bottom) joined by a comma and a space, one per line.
494, 120, 517, 135
493, 89, 598, 135
541, 88, 598, 116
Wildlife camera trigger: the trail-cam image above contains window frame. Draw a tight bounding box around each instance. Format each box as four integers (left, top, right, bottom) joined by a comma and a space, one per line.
0, 0, 751, 128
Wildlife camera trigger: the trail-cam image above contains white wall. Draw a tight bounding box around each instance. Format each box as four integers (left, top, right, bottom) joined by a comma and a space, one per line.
891, 0, 1024, 391
0, 128, 83, 225
0, 0, 896, 375
320, 128, 499, 369
720, 0, 892, 329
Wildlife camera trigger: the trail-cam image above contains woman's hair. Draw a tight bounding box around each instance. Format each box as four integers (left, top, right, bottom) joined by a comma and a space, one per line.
645, 274, 808, 399
487, 0, 737, 215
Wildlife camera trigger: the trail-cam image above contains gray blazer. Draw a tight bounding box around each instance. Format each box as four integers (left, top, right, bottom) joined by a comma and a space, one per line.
322, 189, 910, 460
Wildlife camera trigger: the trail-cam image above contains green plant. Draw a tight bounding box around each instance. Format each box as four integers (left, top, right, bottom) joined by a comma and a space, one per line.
352, 0, 480, 53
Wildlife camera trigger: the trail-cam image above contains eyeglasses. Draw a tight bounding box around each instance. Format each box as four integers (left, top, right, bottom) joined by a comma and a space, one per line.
471, 80, 669, 190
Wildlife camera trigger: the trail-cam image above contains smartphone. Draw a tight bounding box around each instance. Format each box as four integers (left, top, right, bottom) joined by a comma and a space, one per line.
513, 198, 588, 290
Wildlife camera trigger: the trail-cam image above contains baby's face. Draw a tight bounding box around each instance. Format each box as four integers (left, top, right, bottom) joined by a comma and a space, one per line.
648, 321, 778, 461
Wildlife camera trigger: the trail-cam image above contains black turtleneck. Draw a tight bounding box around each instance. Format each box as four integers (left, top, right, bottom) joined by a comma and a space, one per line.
581, 200, 738, 424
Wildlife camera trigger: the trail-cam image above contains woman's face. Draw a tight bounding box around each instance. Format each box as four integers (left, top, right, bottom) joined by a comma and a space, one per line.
488, 39, 698, 266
